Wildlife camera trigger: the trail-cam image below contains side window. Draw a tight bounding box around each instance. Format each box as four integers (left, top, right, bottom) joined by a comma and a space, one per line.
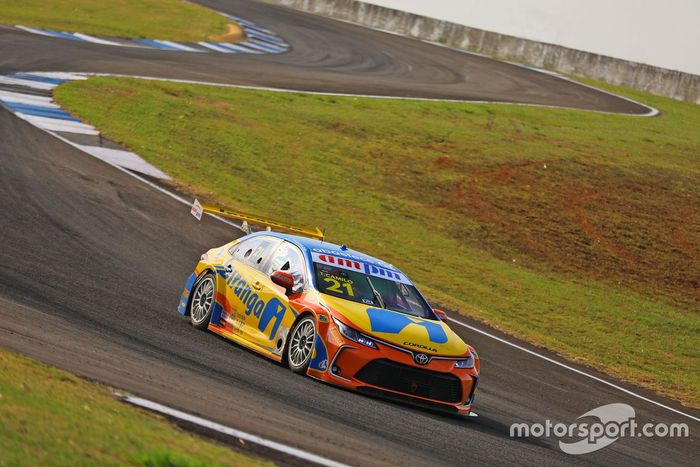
267, 242, 306, 292
229, 237, 279, 271
246, 238, 279, 270
230, 238, 261, 262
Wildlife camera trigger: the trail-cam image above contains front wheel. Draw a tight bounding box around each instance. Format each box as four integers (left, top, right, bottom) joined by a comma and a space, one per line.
189, 272, 216, 330
287, 316, 316, 374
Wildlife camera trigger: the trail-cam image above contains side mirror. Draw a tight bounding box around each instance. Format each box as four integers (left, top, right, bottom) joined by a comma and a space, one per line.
271, 270, 294, 296
433, 308, 447, 321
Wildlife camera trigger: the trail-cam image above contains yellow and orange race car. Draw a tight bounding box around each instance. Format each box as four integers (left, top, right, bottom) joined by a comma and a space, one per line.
178, 204, 480, 414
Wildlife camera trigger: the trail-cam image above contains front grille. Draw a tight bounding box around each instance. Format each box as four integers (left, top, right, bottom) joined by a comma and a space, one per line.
354, 359, 462, 403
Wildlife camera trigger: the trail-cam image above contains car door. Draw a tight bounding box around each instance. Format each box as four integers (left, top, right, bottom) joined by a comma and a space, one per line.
222, 236, 280, 345
236, 240, 307, 356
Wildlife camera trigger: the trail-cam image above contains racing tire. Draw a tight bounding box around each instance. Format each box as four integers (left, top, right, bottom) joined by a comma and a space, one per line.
189, 272, 216, 330
287, 315, 316, 374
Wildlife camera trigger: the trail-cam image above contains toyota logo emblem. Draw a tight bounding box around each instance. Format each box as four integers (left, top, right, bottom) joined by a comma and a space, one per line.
414, 353, 430, 365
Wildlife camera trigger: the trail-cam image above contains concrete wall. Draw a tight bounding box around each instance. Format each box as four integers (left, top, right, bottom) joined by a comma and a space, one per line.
363, 0, 700, 76
263, 0, 700, 103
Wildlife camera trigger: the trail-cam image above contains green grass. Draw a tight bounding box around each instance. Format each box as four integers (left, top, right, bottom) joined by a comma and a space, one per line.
0, 349, 270, 466
54, 77, 700, 408
0, 0, 232, 41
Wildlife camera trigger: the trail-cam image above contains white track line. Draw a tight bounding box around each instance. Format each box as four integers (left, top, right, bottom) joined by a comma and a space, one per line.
155, 40, 202, 52
0, 90, 58, 107
15, 25, 56, 37
239, 39, 285, 53
72, 33, 123, 46
24, 71, 88, 81
15, 114, 98, 135
197, 41, 233, 53
119, 394, 349, 467
0, 76, 56, 90
218, 42, 262, 53
75, 144, 171, 179
447, 317, 700, 423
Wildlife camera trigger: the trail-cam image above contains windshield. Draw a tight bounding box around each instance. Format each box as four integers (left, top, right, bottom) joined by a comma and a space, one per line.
314, 263, 434, 318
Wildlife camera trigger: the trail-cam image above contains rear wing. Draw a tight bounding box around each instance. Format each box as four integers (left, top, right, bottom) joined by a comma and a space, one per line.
190, 199, 324, 241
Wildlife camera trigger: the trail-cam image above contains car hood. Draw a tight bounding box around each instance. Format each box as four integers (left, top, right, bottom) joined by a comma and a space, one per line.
320, 294, 468, 356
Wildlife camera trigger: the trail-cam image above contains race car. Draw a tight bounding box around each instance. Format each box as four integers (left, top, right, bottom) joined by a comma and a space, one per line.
178, 203, 480, 414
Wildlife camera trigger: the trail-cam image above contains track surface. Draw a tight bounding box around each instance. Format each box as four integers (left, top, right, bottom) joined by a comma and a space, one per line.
0, 1, 696, 466
1, 0, 649, 114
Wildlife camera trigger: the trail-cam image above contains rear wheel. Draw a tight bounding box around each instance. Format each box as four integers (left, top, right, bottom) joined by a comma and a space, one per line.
189, 272, 216, 330
287, 316, 316, 374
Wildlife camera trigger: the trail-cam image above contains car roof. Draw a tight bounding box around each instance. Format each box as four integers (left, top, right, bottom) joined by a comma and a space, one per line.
245, 231, 400, 271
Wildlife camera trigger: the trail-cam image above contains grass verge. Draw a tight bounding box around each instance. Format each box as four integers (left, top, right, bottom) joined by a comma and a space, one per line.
0, 348, 270, 466
54, 77, 700, 408
0, 0, 234, 42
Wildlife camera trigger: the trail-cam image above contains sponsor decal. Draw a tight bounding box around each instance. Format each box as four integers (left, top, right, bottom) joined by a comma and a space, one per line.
311, 251, 411, 284
316, 253, 363, 272
404, 341, 438, 353
222, 265, 293, 340
311, 247, 374, 263
309, 333, 328, 371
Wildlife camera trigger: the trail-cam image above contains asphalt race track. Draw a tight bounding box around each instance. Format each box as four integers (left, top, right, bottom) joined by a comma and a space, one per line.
1, 0, 652, 114
0, 0, 696, 465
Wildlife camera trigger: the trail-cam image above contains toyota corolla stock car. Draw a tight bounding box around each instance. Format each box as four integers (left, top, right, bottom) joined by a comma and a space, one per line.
177, 231, 480, 414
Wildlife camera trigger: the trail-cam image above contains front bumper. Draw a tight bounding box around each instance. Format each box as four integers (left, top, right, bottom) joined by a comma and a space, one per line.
308, 325, 479, 414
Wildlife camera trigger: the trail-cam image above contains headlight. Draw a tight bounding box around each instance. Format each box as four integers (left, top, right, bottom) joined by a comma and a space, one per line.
454, 353, 475, 369
334, 318, 377, 349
